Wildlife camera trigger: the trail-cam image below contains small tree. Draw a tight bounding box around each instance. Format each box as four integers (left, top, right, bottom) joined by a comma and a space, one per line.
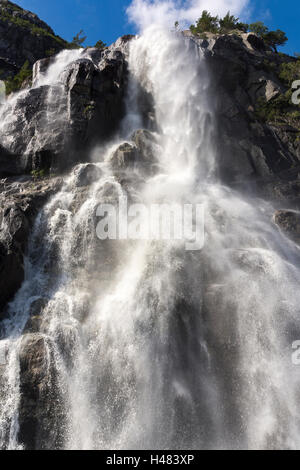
249, 22, 288, 53
220, 12, 236, 30
190, 11, 219, 35
70, 30, 87, 48
219, 12, 248, 32
264, 29, 288, 53
249, 21, 269, 37
236, 22, 249, 33
94, 40, 107, 49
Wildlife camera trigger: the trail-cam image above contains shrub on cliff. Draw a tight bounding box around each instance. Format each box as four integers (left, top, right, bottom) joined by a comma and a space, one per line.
190, 11, 247, 35
190, 11, 219, 34
70, 30, 87, 49
249, 22, 288, 53
94, 40, 107, 49
5, 61, 32, 95
190, 13, 288, 53
219, 12, 248, 33
264, 30, 288, 53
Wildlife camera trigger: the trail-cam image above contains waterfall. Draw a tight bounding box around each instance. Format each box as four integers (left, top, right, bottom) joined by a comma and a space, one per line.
1, 25, 300, 450
0, 48, 85, 162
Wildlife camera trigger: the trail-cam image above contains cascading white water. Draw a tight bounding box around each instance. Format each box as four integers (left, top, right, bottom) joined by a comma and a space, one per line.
0, 48, 85, 159
1, 25, 300, 450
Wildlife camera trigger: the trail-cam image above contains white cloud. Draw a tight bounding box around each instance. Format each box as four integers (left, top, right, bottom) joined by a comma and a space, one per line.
127, 0, 251, 31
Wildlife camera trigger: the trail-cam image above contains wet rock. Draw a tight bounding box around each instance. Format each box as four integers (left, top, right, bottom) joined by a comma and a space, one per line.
183, 31, 299, 187
0, 143, 22, 177
0, 177, 62, 316
274, 210, 300, 244
0, 37, 130, 175
23, 298, 48, 333
73, 163, 102, 187
18, 333, 65, 449
110, 143, 138, 170
32, 57, 52, 85
131, 129, 158, 174
110, 131, 159, 175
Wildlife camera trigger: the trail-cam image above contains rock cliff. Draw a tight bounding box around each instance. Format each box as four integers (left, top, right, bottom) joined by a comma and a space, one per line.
186, 31, 300, 204
0, 0, 67, 79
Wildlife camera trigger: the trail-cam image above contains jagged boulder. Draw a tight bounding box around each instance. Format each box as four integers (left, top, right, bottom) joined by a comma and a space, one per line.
110, 142, 138, 170
110, 130, 158, 175
274, 210, 300, 243
72, 163, 102, 187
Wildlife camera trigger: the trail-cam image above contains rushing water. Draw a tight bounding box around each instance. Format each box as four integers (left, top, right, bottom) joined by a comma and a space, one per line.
1, 26, 300, 450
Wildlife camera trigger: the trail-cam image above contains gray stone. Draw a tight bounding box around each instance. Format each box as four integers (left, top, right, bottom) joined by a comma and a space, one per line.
274, 210, 300, 244
18, 333, 65, 449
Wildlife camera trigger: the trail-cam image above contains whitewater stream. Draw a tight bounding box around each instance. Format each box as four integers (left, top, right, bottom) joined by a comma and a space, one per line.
1, 26, 300, 450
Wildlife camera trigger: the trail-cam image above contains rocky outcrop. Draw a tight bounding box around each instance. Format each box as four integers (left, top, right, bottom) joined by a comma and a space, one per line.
0, 37, 132, 175
184, 31, 300, 196
110, 130, 159, 176
18, 333, 65, 449
0, 0, 67, 79
0, 176, 62, 317
274, 209, 300, 244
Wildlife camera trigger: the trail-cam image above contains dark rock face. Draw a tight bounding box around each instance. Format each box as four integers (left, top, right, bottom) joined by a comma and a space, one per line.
0, 143, 22, 177
184, 31, 300, 193
274, 210, 300, 244
0, 177, 62, 316
0, 38, 131, 175
0, 0, 67, 79
18, 333, 65, 449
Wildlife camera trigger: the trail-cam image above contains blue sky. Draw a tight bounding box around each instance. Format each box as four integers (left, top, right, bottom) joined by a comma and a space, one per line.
16, 0, 299, 55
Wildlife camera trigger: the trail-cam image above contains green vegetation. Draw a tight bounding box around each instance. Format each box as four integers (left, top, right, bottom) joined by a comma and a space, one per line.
45, 48, 57, 57
31, 169, 47, 180
190, 12, 288, 53
255, 93, 300, 128
249, 22, 287, 53
83, 103, 96, 117
190, 11, 219, 34
249, 21, 268, 37
70, 30, 87, 49
219, 12, 248, 33
255, 92, 295, 123
94, 39, 107, 49
279, 60, 300, 86
0, 8, 67, 48
190, 10, 248, 35
4, 61, 32, 95
254, 58, 300, 127
255, 59, 300, 127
